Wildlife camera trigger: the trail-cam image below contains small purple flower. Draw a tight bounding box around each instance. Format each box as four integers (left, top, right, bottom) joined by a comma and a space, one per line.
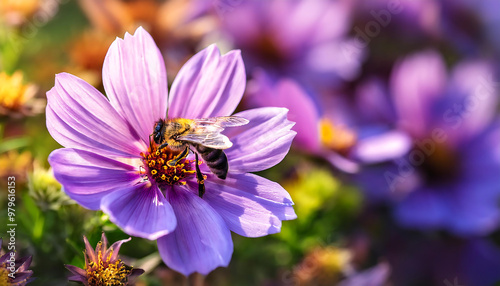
219, 0, 362, 89
0, 238, 33, 286
355, 51, 500, 235
47, 27, 296, 275
65, 233, 144, 285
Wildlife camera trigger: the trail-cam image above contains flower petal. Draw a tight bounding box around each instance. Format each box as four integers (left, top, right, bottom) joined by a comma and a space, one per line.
10, 271, 33, 283
395, 189, 448, 230
445, 182, 500, 236
15, 256, 32, 272
390, 50, 447, 138
224, 107, 296, 173
246, 71, 321, 150
101, 184, 177, 240
65, 265, 86, 282
83, 235, 97, 262
103, 26, 169, 142
355, 77, 396, 124
338, 262, 390, 286
46, 73, 145, 158
203, 173, 296, 237
351, 131, 413, 164
324, 151, 360, 174
168, 44, 246, 119
49, 148, 141, 210
107, 237, 132, 261
440, 60, 498, 143
100, 232, 109, 250
157, 185, 233, 275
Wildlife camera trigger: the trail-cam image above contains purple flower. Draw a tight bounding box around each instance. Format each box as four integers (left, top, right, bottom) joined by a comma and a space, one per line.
0, 238, 33, 286
47, 27, 296, 275
65, 233, 144, 285
355, 50, 500, 235
245, 71, 411, 173
218, 0, 362, 89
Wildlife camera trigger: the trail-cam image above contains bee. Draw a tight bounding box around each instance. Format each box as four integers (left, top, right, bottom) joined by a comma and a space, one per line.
152, 116, 249, 198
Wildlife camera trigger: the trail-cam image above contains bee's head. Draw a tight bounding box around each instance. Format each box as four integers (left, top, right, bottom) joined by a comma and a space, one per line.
153, 119, 165, 144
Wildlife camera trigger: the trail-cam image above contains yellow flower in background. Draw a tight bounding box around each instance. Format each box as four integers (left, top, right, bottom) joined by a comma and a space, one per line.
0, 71, 43, 116
78, 0, 216, 77
0, 71, 34, 109
0, 150, 32, 183
28, 164, 73, 211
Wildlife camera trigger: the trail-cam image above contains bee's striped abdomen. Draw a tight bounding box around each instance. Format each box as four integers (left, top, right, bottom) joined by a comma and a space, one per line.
196, 145, 228, 179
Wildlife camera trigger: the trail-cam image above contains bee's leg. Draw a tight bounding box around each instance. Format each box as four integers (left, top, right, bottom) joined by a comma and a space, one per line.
158, 142, 169, 150
149, 134, 154, 151
194, 152, 205, 198
167, 147, 189, 167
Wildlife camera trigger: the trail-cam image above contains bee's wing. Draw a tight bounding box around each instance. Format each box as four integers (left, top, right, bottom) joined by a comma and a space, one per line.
177, 133, 232, 149
176, 116, 248, 149
195, 116, 249, 127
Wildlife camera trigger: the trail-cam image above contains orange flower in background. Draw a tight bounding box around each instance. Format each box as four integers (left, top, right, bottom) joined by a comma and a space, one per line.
0, 0, 60, 27
0, 71, 44, 117
66, 29, 116, 87
0, 150, 32, 183
77, 0, 216, 77
0, 0, 39, 26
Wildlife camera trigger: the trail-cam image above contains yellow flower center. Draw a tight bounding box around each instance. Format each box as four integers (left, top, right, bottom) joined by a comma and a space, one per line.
85, 242, 132, 286
319, 118, 357, 153
0, 265, 10, 286
140, 145, 196, 188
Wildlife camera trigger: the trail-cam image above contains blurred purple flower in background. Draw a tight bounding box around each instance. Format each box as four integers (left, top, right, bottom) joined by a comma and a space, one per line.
245, 70, 412, 174
219, 0, 363, 90
46, 27, 296, 275
245, 71, 359, 173
350, 0, 441, 36
355, 50, 500, 236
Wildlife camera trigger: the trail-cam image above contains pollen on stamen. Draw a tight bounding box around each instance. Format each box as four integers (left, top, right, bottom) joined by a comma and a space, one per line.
140, 145, 197, 188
